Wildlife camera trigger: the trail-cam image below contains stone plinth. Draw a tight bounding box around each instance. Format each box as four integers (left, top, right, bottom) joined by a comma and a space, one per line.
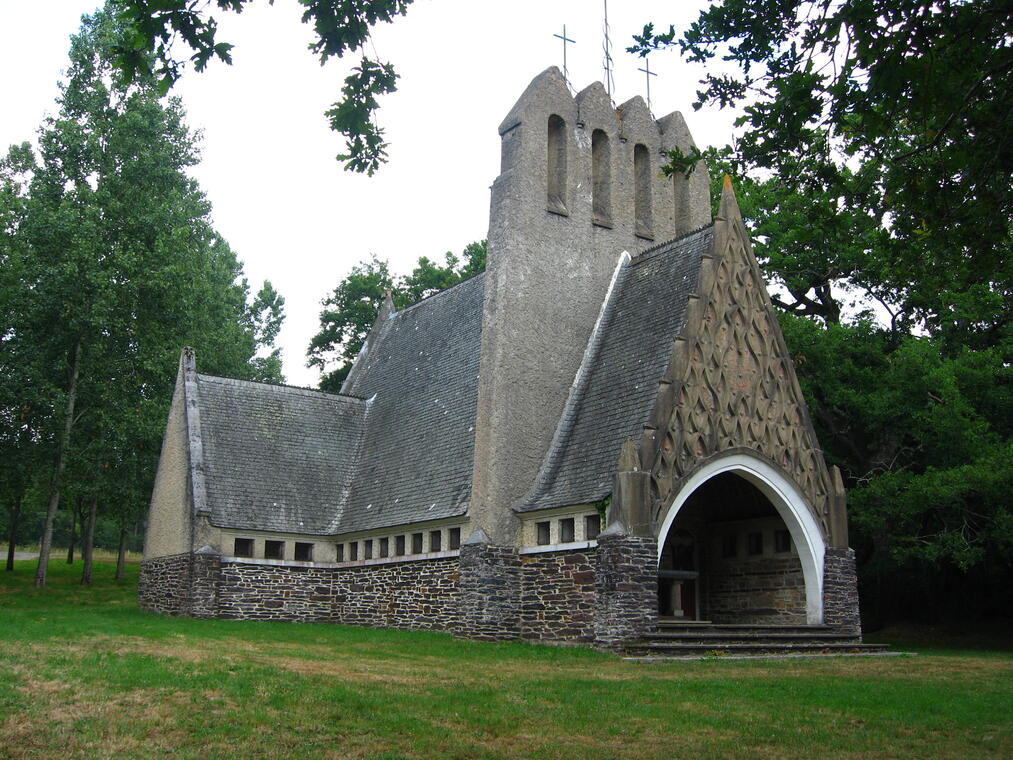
823, 547, 861, 636
594, 532, 658, 647
457, 541, 521, 640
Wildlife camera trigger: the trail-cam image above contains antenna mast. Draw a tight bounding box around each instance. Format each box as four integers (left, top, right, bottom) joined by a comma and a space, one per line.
602, 0, 615, 99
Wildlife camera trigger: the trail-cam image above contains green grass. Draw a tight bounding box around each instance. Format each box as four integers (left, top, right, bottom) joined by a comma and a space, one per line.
1, 560, 1010, 759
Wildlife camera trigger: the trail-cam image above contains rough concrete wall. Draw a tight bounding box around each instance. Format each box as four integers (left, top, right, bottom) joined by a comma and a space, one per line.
703, 555, 807, 624
471, 68, 710, 545
143, 371, 191, 560
519, 550, 597, 641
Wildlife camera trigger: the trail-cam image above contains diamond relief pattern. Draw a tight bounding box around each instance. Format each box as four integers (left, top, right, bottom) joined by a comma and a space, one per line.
649, 222, 831, 534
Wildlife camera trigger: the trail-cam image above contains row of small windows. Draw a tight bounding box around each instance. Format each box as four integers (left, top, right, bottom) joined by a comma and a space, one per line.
534, 514, 602, 547
336, 527, 462, 563
233, 538, 314, 562
547, 115, 653, 239
720, 529, 793, 559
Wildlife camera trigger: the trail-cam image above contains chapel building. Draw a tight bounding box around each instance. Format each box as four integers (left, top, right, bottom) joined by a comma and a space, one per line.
139, 68, 868, 653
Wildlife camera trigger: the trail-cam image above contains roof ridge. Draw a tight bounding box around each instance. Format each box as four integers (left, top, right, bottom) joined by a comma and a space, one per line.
391, 270, 486, 317
195, 373, 367, 402
633, 222, 714, 262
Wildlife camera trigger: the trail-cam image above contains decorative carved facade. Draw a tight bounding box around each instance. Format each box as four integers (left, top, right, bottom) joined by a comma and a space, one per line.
641, 180, 835, 537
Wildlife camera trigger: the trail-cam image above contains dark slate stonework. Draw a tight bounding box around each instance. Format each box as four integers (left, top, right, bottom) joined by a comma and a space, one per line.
138, 554, 192, 616
823, 547, 862, 636
704, 556, 806, 625
457, 542, 522, 640
593, 533, 658, 647
190, 550, 221, 619
519, 550, 597, 642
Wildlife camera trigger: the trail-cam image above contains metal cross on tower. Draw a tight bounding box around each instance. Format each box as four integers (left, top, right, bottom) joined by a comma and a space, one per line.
553, 25, 576, 85
638, 57, 658, 112
602, 0, 615, 99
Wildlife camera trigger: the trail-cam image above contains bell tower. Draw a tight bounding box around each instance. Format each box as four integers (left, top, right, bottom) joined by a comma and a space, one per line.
469, 66, 711, 546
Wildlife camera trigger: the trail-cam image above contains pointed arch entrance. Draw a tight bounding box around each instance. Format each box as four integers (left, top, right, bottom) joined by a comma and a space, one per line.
656, 454, 826, 625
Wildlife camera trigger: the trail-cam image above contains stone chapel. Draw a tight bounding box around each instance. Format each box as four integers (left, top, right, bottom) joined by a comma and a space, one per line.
138, 67, 872, 655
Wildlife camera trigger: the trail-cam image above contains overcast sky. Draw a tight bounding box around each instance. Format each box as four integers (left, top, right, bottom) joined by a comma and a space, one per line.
1, 1, 739, 387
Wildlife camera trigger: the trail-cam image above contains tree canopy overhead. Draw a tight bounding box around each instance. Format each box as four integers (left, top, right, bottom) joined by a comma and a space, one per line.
632, 0, 1012, 348
113, 0, 412, 175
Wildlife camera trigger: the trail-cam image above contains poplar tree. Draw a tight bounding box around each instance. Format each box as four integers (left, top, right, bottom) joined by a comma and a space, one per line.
0, 6, 284, 586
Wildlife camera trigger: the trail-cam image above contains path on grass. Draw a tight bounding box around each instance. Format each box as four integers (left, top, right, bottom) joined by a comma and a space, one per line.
10, 552, 37, 560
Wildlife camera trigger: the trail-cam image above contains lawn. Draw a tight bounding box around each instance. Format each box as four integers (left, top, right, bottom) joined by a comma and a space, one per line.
1, 560, 1009, 759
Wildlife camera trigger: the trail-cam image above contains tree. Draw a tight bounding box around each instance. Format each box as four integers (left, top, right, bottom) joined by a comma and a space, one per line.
308, 241, 486, 391
112, 0, 411, 175
1, 5, 284, 585
633, 0, 1012, 349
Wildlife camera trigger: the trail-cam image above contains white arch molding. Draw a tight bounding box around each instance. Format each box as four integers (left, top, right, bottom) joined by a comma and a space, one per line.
655, 453, 826, 624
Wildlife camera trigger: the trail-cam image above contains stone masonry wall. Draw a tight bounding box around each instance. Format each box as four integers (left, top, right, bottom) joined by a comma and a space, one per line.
457, 543, 521, 640
823, 547, 862, 636
594, 534, 658, 647
138, 553, 192, 616
704, 556, 806, 625
519, 549, 597, 642
216, 557, 460, 630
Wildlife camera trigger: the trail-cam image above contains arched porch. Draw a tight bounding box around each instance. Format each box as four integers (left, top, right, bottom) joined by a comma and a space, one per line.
655, 454, 826, 625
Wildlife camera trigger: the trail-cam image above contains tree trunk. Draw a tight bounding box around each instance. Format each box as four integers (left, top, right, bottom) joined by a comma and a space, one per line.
5, 494, 22, 572
35, 339, 82, 588
115, 526, 127, 581
80, 498, 98, 586
66, 498, 80, 564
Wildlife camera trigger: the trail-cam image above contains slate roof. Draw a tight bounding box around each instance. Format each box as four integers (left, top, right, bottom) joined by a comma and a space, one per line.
334, 273, 486, 533
197, 374, 366, 534
518, 225, 713, 511
194, 225, 713, 535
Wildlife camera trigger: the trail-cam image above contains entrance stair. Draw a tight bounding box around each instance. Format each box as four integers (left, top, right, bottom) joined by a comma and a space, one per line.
621, 619, 891, 659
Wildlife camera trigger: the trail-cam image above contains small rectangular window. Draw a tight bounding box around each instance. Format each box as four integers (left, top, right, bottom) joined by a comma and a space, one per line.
379, 537, 389, 558
364, 539, 373, 560
747, 532, 763, 556
264, 540, 284, 560
722, 533, 738, 559
584, 514, 601, 541
559, 518, 575, 543
429, 530, 442, 552
395, 535, 405, 556
294, 542, 313, 562
775, 529, 792, 553
349, 541, 358, 561
412, 532, 424, 554
336, 543, 344, 562
234, 538, 254, 558
449, 527, 461, 550
536, 521, 550, 546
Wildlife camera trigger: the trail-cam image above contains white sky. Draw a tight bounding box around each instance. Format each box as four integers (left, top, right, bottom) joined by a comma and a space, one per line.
1, 0, 740, 387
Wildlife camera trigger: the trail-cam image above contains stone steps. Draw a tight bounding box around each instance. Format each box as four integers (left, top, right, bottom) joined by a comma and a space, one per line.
621, 622, 889, 659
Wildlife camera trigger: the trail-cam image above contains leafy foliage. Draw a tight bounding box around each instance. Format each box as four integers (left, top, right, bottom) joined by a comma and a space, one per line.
307, 241, 486, 392
0, 5, 284, 577
633, 0, 1012, 349
112, 0, 412, 175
